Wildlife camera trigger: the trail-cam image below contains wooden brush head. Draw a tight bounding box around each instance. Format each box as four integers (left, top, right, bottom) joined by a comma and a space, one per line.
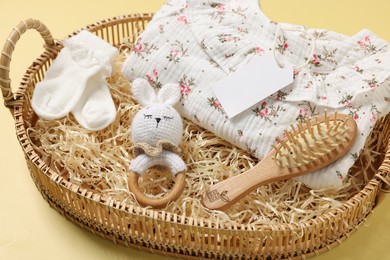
273, 111, 356, 169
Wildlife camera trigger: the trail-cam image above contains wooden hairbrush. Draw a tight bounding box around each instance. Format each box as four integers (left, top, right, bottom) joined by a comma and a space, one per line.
202, 111, 358, 211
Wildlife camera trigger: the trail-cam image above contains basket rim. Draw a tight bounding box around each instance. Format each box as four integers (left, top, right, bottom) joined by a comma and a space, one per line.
11, 13, 390, 233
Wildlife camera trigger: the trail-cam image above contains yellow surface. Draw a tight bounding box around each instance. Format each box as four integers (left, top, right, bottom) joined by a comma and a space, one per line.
0, 0, 390, 259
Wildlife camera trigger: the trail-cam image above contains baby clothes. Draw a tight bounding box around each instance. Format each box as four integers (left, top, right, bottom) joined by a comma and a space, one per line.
32, 30, 118, 131
122, 0, 390, 189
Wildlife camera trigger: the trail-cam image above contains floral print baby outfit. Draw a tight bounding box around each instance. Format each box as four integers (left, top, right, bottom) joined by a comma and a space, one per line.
122, 0, 390, 189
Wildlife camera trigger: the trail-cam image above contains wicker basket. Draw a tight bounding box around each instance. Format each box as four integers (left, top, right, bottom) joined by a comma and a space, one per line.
1, 16, 390, 260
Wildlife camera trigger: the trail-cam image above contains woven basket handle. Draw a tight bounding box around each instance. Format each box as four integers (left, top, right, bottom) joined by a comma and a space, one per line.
0, 18, 55, 115
376, 138, 390, 203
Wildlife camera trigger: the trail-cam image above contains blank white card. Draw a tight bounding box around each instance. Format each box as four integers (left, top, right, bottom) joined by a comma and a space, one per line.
212, 53, 294, 118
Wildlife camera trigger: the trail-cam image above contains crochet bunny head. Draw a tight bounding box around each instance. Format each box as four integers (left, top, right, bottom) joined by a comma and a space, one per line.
131, 78, 183, 147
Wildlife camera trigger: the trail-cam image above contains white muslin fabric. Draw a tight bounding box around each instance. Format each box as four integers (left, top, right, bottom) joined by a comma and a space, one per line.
32, 30, 118, 131
122, 0, 390, 189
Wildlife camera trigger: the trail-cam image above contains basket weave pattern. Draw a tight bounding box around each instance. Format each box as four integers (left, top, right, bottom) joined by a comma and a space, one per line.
1, 16, 390, 259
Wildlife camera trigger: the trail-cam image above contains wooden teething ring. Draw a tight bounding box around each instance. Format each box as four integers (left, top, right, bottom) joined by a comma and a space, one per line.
128, 171, 186, 208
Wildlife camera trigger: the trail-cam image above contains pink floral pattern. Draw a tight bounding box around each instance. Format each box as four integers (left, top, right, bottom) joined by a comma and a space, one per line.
348, 106, 362, 121
146, 69, 162, 89
179, 74, 195, 100
274, 90, 288, 101
252, 101, 286, 123
208, 97, 224, 114
304, 80, 313, 88
317, 95, 327, 101
159, 24, 165, 34
352, 65, 363, 74
293, 69, 300, 79
296, 101, 316, 122
356, 36, 377, 53
308, 46, 338, 68
245, 46, 265, 56
339, 94, 353, 107
253, 101, 269, 118
177, 15, 188, 24
132, 37, 158, 59
217, 33, 241, 43
166, 40, 189, 64
237, 27, 249, 34
364, 77, 378, 89
336, 171, 344, 180
210, 2, 226, 23
310, 54, 321, 67
296, 108, 309, 122
275, 35, 289, 55
370, 104, 381, 128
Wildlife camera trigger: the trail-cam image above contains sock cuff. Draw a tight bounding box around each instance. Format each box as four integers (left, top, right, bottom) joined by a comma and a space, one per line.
63, 30, 118, 68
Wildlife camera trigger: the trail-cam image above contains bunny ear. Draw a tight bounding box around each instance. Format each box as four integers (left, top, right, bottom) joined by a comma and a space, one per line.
157, 83, 181, 106
132, 78, 158, 106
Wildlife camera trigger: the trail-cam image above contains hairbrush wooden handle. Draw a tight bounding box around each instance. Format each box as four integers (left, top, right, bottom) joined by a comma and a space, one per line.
202, 154, 281, 211
202, 112, 358, 211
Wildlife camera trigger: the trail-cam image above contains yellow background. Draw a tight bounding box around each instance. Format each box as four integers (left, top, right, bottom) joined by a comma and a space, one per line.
1, 0, 390, 259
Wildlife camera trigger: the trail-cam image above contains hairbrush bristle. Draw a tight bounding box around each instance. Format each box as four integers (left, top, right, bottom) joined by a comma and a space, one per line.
274, 112, 351, 168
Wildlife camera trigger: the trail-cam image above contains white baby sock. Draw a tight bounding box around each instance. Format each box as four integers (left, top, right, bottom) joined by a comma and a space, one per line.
31, 47, 100, 120
71, 74, 117, 131
32, 30, 118, 130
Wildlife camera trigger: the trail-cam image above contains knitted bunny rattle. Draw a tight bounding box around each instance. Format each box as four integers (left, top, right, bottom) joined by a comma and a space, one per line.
128, 78, 187, 208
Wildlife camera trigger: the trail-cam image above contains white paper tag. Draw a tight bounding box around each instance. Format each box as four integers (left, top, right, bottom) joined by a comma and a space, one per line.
212, 53, 294, 118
